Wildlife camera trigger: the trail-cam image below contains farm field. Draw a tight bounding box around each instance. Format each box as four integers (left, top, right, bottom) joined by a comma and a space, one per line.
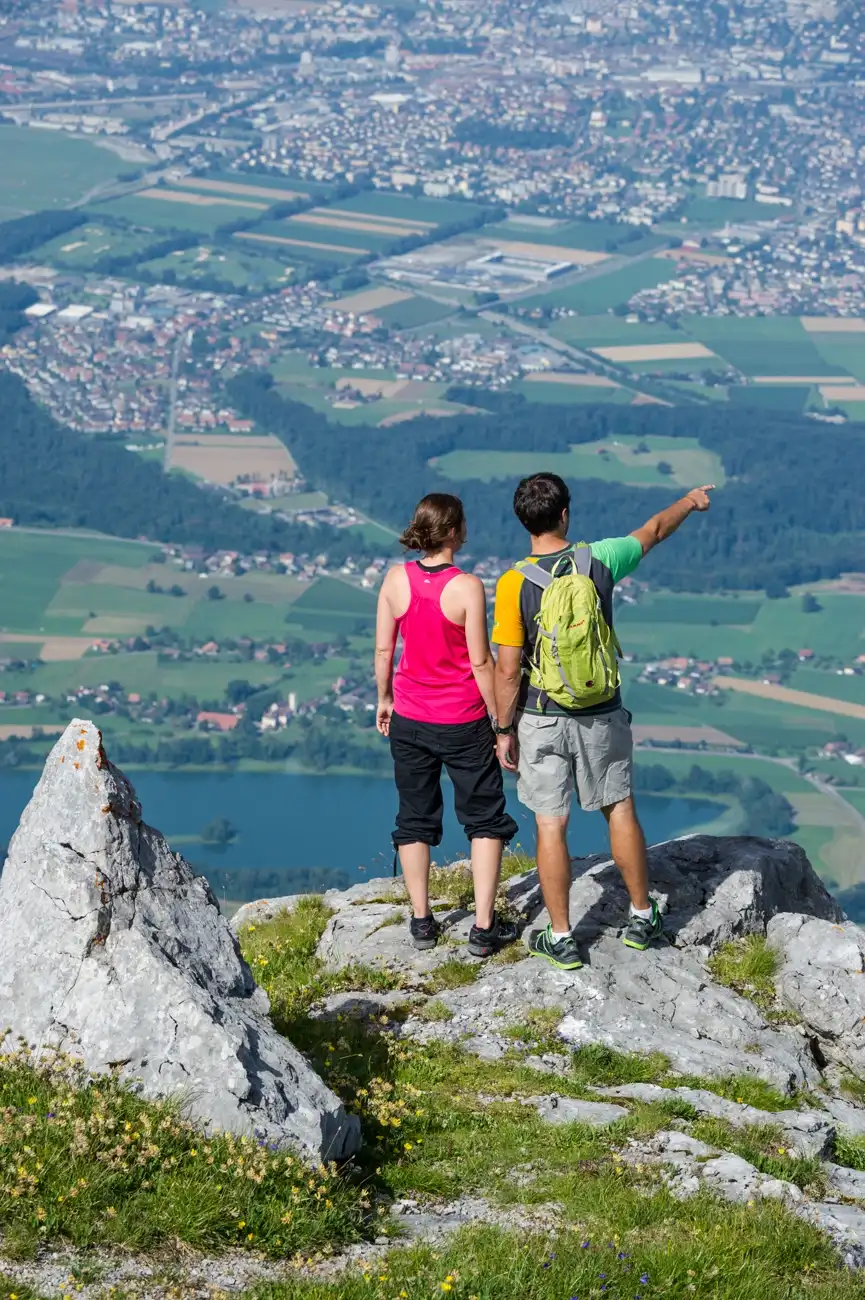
0, 530, 376, 705
29, 222, 156, 271
375, 294, 456, 329
319, 190, 484, 226
199, 169, 328, 199
679, 316, 846, 378
483, 217, 658, 254
515, 376, 631, 405
548, 315, 685, 347
618, 589, 865, 662
0, 125, 133, 217
168, 433, 296, 485
680, 193, 794, 225
519, 259, 679, 314
141, 243, 291, 291
92, 192, 246, 236
434, 435, 723, 488
236, 227, 366, 263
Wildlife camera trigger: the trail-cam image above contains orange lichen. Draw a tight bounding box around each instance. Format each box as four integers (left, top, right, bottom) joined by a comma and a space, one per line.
73, 762, 80, 770
76, 739, 86, 752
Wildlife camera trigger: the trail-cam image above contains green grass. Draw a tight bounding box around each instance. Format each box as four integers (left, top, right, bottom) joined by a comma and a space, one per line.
142, 243, 292, 292
324, 191, 484, 226
375, 295, 454, 329
707, 936, 797, 1025
809, 334, 865, 382
483, 218, 641, 252
0, 1038, 365, 1260
32, 223, 156, 272
548, 315, 684, 347
681, 195, 794, 225
0, 531, 153, 636
512, 380, 632, 405
0, 126, 133, 217
434, 436, 723, 489
289, 577, 376, 631
519, 259, 678, 314
680, 317, 844, 379
90, 192, 249, 236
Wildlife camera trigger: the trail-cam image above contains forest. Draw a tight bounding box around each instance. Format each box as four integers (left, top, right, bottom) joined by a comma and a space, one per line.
0, 372, 375, 560
0, 210, 85, 263
228, 372, 865, 592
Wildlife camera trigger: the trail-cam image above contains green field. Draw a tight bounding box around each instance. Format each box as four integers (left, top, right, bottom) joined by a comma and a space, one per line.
809, 334, 865, 381
30, 222, 155, 271
513, 380, 632, 405
681, 195, 794, 225
520, 259, 678, 314
727, 386, 810, 411
680, 317, 844, 378
92, 192, 246, 236
0, 126, 133, 218
142, 243, 292, 291
376, 295, 455, 329
326, 191, 484, 226
548, 315, 684, 347
201, 169, 327, 198
618, 589, 865, 663
483, 218, 648, 253
435, 435, 723, 489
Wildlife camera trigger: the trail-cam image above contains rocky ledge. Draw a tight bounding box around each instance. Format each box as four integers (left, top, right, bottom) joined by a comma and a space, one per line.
233, 832, 865, 1266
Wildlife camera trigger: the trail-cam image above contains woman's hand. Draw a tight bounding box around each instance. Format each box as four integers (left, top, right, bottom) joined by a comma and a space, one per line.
376, 699, 394, 736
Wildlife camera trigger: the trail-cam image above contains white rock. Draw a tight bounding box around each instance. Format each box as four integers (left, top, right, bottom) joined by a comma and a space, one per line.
0, 721, 359, 1162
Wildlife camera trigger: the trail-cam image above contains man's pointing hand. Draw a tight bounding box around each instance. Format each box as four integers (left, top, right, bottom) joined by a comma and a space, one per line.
686, 485, 715, 512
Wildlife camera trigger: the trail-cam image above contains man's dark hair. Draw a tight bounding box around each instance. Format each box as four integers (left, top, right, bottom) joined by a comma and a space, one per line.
513, 473, 571, 535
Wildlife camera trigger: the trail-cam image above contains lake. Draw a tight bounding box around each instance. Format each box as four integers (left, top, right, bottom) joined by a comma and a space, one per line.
0, 770, 718, 903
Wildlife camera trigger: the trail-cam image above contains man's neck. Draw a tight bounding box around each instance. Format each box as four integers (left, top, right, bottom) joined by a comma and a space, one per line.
530, 532, 569, 556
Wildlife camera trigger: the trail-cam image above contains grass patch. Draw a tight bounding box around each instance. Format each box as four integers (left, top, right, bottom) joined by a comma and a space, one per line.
421, 959, 481, 994
0, 1043, 366, 1260
707, 936, 798, 1025
839, 1072, 865, 1106
416, 1000, 454, 1023
571, 1045, 670, 1089
261, 1195, 863, 1300
504, 1008, 565, 1054
835, 1133, 865, 1172
690, 1118, 827, 1195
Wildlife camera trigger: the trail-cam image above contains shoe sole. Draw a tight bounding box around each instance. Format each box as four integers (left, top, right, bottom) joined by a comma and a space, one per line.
622, 931, 662, 951
411, 936, 439, 950
468, 933, 519, 959
528, 945, 583, 971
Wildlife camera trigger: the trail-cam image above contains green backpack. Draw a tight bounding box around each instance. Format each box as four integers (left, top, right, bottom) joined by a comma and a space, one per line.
514, 545, 622, 710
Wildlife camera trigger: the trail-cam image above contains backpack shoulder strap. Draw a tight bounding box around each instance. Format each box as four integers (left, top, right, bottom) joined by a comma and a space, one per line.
513, 560, 554, 591
573, 544, 592, 577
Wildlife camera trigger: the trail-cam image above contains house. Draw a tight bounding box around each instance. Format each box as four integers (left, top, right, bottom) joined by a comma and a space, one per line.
797, 649, 815, 662
196, 711, 240, 732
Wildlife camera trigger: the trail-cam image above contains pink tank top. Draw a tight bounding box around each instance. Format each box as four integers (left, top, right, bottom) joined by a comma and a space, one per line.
393, 561, 487, 725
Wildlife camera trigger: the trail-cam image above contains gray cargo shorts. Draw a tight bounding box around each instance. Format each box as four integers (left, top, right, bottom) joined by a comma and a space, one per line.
516, 707, 633, 817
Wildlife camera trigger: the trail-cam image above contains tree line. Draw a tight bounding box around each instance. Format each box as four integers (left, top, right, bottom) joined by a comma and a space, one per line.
227, 371, 865, 592
0, 371, 378, 562
633, 762, 796, 838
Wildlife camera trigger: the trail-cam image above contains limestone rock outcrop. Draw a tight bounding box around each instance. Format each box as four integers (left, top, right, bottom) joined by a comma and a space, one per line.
0, 720, 359, 1162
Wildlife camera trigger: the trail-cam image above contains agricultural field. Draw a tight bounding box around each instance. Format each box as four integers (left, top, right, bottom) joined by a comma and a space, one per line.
270, 350, 473, 425
0, 125, 134, 218
519, 258, 679, 314
617, 588, 865, 663
374, 294, 456, 329
0, 528, 375, 703
92, 191, 251, 236
679, 193, 794, 225
141, 243, 292, 291
434, 434, 723, 488
679, 316, 847, 379
27, 222, 156, 272
168, 433, 296, 486
514, 376, 632, 405
483, 216, 662, 255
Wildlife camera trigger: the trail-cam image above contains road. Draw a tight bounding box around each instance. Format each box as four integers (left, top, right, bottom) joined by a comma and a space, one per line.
164, 331, 189, 472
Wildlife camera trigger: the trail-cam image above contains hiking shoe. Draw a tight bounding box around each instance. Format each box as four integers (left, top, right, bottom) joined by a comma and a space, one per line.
527, 924, 583, 971
622, 900, 663, 951
409, 914, 441, 950
468, 913, 519, 958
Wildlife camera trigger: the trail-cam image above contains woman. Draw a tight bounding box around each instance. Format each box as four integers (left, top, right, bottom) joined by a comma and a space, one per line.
375, 492, 518, 957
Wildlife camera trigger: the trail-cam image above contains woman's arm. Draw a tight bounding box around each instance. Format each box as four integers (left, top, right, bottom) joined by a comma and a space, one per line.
374, 571, 398, 735
462, 576, 497, 717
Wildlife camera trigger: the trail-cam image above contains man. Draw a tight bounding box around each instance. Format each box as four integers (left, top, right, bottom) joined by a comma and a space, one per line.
492, 472, 713, 970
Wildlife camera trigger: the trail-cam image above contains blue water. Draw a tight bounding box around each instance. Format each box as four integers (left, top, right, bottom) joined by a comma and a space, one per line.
0, 770, 717, 902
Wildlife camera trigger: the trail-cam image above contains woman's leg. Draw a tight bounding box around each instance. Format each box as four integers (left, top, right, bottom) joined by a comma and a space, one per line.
443, 719, 519, 928
390, 713, 444, 919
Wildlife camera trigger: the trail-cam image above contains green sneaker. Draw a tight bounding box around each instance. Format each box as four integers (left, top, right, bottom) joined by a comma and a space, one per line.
622, 900, 663, 951
528, 924, 583, 970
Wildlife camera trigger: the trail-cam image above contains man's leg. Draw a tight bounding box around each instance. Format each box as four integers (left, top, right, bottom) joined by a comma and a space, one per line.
534, 813, 572, 933
602, 796, 649, 911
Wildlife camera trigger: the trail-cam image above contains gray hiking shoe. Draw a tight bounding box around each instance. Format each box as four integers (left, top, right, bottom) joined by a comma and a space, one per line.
528, 923, 583, 970
622, 900, 663, 951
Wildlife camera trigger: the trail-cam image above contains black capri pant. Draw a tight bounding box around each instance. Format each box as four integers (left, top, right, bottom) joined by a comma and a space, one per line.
389, 711, 518, 847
